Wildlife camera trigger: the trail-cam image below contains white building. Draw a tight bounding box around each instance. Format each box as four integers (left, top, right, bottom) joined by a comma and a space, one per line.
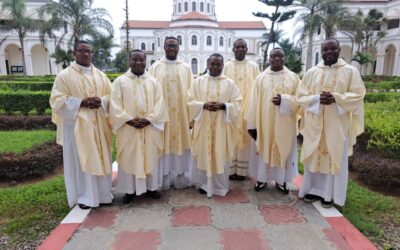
0, 0, 62, 76
121, 0, 267, 74
302, 0, 400, 76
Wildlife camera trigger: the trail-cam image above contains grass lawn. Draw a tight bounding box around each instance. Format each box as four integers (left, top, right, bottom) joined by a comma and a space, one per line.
0, 176, 68, 248
0, 130, 55, 153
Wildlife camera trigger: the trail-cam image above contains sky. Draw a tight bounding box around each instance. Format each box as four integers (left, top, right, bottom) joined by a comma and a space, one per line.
92, 0, 297, 52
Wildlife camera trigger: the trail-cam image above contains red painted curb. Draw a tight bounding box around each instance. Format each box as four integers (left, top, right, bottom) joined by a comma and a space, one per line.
38, 223, 80, 250
327, 217, 377, 250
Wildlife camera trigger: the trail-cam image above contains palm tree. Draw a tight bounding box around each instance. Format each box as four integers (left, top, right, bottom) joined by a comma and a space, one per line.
0, 0, 39, 76
321, 1, 352, 38
51, 46, 74, 69
351, 51, 374, 76
39, 0, 114, 47
90, 34, 119, 70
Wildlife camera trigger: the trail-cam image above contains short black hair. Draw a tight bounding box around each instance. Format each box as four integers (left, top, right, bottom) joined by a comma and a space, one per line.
74, 40, 93, 51
323, 37, 340, 47
129, 49, 146, 59
269, 47, 285, 56
233, 39, 247, 47
209, 53, 224, 62
164, 36, 179, 44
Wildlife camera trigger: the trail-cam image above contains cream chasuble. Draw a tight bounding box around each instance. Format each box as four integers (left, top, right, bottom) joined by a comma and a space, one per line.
223, 59, 260, 149
188, 74, 242, 177
110, 71, 169, 178
245, 66, 300, 168
297, 59, 365, 175
148, 58, 193, 155
50, 62, 112, 176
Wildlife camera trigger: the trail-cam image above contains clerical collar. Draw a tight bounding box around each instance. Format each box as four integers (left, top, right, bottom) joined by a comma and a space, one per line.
160, 56, 182, 64
317, 58, 345, 68
126, 70, 148, 79
74, 62, 93, 74
266, 66, 287, 74
232, 58, 247, 63
205, 73, 226, 80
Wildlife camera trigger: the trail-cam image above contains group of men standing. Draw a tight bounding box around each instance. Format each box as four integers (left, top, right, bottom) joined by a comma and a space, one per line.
50, 36, 365, 210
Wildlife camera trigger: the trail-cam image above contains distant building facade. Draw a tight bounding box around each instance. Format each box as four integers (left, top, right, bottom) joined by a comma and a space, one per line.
121, 0, 267, 74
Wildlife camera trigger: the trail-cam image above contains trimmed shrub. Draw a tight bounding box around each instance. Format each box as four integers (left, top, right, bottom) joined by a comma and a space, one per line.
0, 115, 55, 130
365, 92, 400, 103
0, 141, 62, 181
0, 81, 53, 91
0, 91, 50, 115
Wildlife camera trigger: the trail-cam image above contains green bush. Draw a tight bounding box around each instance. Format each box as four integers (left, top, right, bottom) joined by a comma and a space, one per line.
365, 92, 400, 103
365, 81, 400, 92
0, 81, 53, 91
0, 91, 50, 115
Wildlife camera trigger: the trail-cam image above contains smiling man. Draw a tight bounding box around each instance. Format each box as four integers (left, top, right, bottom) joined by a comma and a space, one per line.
148, 36, 194, 190
223, 39, 260, 181
50, 40, 113, 209
189, 54, 242, 197
297, 38, 366, 208
110, 50, 169, 203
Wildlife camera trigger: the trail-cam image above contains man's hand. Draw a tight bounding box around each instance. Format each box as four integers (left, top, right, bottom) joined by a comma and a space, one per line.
248, 129, 257, 141
81, 97, 102, 109
272, 94, 281, 106
204, 102, 226, 112
126, 118, 151, 129
320, 91, 335, 105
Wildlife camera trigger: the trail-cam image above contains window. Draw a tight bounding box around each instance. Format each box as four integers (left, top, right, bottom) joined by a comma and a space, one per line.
158, 38, 160, 47
207, 3, 210, 13
200, 2, 204, 12
152, 42, 155, 51
151, 60, 155, 65
317, 25, 321, 35
315, 52, 319, 65
388, 19, 400, 29
228, 38, 231, 47
184, 2, 188, 11
206, 35, 212, 46
192, 2, 196, 11
178, 3, 181, 12
177, 35, 182, 45
141, 43, 146, 51
219, 37, 223, 46
191, 35, 197, 45
191, 58, 198, 74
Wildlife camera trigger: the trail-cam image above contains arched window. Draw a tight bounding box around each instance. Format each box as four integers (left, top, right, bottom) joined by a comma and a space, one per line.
200, 2, 204, 12
192, 2, 196, 11
151, 60, 155, 65
184, 2, 188, 11
228, 38, 231, 47
177, 35, 182, 45
178, 3, 181, 12
219, 37, 224, 46
191, 58, 198, 74
158, 38, 160, 47
191, 35, 197, 45
206, 35, 212, 46
141, 42, 146, 51
152, 42, 155, 51
315, 52, 319, 65
207, 3, 210, 13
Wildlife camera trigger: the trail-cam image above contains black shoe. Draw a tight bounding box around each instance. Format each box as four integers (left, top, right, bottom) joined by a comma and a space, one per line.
146, 190, 161, 199
275, 182, 289, 194
236, 175, 246, 181
321, 199, 334, 208
254, 181, 266, 192
303, 194, 320, 203
122, 193, 135, 204
229, 174, 237, 180
78, 203, 91, 209
198, 188, 207, 195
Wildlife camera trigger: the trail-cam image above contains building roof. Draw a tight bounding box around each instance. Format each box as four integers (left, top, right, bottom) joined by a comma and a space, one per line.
122, 20, 171, 29
218, 21, 266, 29
346, 0, 390, 2
176, 11, 213, 21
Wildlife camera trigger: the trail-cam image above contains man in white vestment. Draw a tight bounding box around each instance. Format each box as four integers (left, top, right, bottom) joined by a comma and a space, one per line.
297, 38, 365, 208
148, 37, 193, 190
189, 54, 242, 197
110, 50, 169, 203
50, 40, 113, 209
245, 48, 300, 194
223, 39, 260, 181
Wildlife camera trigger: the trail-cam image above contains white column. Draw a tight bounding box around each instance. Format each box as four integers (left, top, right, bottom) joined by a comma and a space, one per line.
0, 52, 7, 75
394, 52, 400, 76
375, 53, 385, 75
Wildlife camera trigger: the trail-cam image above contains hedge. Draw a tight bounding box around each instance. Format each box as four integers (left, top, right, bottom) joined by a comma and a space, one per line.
364, 81, 400, 92
365, 92, 400, 103
0, 115, 55, 130
0, 91, 50, 115
0, 81, 53, 91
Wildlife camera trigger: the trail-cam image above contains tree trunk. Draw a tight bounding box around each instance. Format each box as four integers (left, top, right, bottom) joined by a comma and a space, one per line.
306, 32, 314, 71
19, 32, 27, 76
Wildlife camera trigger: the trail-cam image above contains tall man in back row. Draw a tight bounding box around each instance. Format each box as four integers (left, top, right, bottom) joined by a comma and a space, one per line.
50, 40, 113, 209
297, 38, 365, 208
149, 36, 194, 190
223, 39, 260, 181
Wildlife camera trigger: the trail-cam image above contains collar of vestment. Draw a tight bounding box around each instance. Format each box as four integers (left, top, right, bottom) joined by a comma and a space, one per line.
160, 56, 183, 64
71, 62, 94, 74
230, 58, 248, 64
265, 66, 289, 74
125, 70, 149, 79
204, 73, 227, 80
317, 58, 346, 68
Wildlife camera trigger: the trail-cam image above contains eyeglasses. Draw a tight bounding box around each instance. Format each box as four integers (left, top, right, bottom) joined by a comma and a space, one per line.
165, 44, 178, 48
76, 49, 94, 54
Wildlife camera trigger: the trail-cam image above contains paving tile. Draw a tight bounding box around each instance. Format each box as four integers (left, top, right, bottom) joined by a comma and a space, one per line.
81, 207, 120, 229
114, 205, 172, 231
211, 204, 265, 229
295, 202, 330, 228
248, 187, 298, 206
214, 188, 250, 204
260, 205, 306, 225
168, 188, 215, 207
159, 227, 220, 250
111, 230, 160, 250
171, 206, 211, 226
264, 225, 335, 250
323, 228, 351, 250
64, 228, 115, 250
220, 229, 270, 250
